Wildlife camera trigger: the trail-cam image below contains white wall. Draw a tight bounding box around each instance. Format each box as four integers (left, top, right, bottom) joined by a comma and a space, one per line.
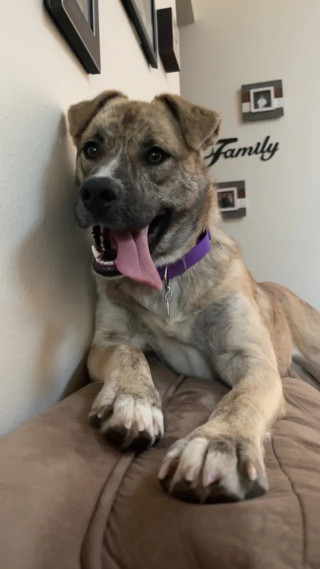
180, 0, 320, 309
0, 0, 179, 434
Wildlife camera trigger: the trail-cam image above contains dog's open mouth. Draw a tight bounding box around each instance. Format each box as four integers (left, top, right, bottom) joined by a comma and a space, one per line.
91, 212, 170, 289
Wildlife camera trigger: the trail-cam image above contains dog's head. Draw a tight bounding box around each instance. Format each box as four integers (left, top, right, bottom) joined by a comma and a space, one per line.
68, 91, 221, 289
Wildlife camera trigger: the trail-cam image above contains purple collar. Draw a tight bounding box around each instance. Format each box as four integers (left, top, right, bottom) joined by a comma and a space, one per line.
157, 231, 211, 281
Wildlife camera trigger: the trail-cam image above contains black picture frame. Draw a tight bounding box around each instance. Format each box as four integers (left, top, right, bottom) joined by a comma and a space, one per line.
44, 0, 101, 74
121, 0, 158, 68
157, 7, 180, 73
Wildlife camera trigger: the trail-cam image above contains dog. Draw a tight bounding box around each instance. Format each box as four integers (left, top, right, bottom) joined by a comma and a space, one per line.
67, 90, 320, 503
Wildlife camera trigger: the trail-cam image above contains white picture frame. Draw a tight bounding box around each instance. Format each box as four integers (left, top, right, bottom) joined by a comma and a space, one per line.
217, 187, 238, 212
250, 86, 275, 113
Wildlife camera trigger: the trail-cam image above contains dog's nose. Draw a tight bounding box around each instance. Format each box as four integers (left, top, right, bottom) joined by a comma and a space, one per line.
80, 177, 117, 212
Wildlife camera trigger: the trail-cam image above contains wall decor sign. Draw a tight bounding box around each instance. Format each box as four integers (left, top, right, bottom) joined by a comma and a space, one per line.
216, 181, 246, 220
241, 80, 284, 122
206, 136, 279, 166
44, 0, 101, 74
121, 0, 158, 68
157, 7, 180, 72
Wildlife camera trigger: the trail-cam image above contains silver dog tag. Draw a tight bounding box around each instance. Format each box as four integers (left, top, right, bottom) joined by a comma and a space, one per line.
163, 266, 172, 320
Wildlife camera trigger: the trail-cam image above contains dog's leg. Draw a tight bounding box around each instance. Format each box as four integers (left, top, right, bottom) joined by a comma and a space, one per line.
159, 296, 284, 502
88, 344, 163, 449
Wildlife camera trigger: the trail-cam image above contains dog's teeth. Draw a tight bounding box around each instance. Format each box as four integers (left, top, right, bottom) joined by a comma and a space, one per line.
97, 260, 116, 267
93, 252, 116, 268
91, 245, 100, 259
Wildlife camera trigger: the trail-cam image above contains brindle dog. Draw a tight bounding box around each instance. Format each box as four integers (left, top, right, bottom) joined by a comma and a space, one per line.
68, 91, 320, 503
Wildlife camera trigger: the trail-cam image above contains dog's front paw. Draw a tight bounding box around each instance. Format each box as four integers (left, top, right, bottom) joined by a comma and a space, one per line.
158, 428, 268, 503
89, 387, 163, 450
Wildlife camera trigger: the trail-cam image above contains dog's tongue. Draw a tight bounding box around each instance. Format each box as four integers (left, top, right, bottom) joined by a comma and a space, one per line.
109, 227, 162, 290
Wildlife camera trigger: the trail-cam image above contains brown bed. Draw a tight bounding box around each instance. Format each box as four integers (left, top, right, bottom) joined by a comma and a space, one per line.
0, 358, 319, 569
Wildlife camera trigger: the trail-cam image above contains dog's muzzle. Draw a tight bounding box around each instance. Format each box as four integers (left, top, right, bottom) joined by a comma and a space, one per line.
76, 176, 172, 289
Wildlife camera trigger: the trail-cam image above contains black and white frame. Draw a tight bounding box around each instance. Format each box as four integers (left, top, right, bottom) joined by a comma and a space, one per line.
44, 0, 100, 74
250, 86, 275, 113
216, 181, 247, 219
217, 187, 238, 212
121, 0, 158, 68
241, 80, 284, 122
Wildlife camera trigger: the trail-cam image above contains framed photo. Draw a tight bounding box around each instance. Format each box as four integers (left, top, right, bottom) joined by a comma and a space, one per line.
157, 7, 180, 72
121, 0, 158, 68
216, 181, 247, 219
217, 188, 238, 212
241, 80, 284, 122
250, 86, 275, 113
44, 0, 101, 74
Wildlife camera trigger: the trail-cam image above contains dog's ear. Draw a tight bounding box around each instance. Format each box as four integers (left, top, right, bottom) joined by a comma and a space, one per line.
68, 90, 128, 144
155, 93, 221, 151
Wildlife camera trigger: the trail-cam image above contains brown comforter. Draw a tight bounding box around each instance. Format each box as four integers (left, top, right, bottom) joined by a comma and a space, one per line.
0, 360, 319, 569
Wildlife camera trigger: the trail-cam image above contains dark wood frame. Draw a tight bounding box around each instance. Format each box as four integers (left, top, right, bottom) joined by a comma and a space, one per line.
216, 181, 247, 220
241, 80, 284, 122
121, 0, 158, 68
157, 7, 180, 73
44, 0, 101, 74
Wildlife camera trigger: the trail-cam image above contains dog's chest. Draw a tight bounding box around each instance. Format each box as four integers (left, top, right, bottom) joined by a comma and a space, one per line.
154, 335, 213, 380
139, 302, 213, 380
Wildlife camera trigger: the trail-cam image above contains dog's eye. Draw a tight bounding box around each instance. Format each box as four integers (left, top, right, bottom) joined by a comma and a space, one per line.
83, 141, 100, 160
146, 147, 169, 165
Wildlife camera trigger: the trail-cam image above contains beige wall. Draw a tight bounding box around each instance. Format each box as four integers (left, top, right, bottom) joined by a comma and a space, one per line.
180, 0, 320, 309
0, 0, 179, 434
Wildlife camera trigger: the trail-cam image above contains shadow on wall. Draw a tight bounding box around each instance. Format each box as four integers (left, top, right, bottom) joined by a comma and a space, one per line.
16, 110, 94, 401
